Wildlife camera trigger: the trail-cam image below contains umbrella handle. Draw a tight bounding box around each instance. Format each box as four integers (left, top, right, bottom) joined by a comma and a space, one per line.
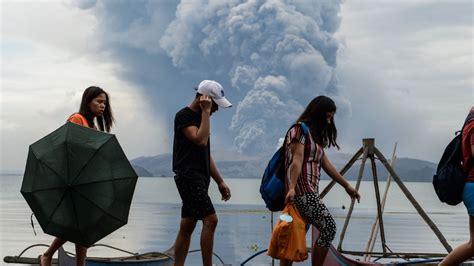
30, 213, 37, 236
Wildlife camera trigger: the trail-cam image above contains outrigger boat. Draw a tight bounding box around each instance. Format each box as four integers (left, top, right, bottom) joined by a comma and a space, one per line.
3, 244, 173, 266
58, 246, 174, 266
4, 243, 230, 265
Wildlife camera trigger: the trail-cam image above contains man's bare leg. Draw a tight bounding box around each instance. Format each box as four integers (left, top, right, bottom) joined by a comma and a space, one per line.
173, 218, 197, 266
201, 213, 218, 266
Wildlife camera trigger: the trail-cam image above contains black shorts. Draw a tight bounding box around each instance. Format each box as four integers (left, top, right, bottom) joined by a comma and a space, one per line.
174, 175, 215, 220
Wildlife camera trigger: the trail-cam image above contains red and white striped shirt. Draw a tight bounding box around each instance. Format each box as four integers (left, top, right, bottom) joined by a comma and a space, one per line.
284, 124, 324, 196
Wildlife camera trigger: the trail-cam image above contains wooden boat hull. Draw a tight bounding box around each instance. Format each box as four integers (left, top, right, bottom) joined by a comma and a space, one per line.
3, 256, 58, 265
58, 247, 174, 266
312, 226, 381, 266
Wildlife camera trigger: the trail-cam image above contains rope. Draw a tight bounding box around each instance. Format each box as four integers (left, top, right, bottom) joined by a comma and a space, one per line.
17, 244, 50, 257
188, 249, 225, 264
90, 244, 138, 255
240, 249, 268, 265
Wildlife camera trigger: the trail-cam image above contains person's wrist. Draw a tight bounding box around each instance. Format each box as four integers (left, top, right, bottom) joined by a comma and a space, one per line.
343, 182, 351, 190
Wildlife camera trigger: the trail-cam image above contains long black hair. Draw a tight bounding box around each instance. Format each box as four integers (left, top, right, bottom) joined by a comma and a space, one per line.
78, 86, 114, 132
296, 95, 339, 149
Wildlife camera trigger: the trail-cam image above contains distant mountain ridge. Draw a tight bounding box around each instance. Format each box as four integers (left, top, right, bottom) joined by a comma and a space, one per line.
131, 152, 438, 182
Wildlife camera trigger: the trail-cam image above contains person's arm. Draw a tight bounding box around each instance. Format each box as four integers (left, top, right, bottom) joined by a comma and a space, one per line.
285, 142, 304, 204
181, 96, 212, 146
210, 155, 231, 201
321, 153, 360, 202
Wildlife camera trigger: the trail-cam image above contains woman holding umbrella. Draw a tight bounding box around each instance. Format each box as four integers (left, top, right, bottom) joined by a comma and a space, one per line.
39, 86, 115, 266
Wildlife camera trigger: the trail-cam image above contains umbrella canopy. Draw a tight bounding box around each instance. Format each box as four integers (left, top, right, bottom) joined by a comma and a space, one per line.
21, 122, 138, 247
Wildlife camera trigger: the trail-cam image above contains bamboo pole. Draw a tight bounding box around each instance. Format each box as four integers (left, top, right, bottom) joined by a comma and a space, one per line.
374, 147, 453, 252
341, 250, 448, 258
369, 154, 387, 254
320, 147, 364, 199
337, 144, 369, 250
364, 143, 397, 261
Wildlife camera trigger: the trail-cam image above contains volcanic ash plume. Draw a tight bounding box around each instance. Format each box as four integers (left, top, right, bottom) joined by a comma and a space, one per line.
161, 0, 348, 155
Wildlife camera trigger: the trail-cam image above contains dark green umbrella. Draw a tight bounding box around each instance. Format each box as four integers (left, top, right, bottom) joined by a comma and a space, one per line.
21, 122, 138, 247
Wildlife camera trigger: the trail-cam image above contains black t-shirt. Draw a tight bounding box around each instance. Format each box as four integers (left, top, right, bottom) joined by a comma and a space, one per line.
172, 107, 211, 182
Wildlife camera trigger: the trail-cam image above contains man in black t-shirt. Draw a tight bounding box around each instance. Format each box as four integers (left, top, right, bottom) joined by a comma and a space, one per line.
171, 80, 232, 266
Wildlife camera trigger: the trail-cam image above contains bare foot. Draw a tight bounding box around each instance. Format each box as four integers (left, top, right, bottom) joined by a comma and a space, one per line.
39, 254, 52, 266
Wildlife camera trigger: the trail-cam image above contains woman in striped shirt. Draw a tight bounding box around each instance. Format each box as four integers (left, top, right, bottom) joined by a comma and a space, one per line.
282, 95, 360, 266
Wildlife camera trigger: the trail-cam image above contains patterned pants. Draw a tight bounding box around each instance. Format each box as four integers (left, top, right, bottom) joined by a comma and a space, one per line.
294, 192, 336, 248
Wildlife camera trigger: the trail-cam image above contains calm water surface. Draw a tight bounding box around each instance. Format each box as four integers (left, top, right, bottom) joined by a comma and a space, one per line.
0, 176, 469, 265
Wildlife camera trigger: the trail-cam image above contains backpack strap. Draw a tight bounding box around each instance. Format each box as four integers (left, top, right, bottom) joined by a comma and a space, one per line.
462, 110, 474, 165
283, 122, 310, 147
280, 122, 310, 175
299, 122, 310, 137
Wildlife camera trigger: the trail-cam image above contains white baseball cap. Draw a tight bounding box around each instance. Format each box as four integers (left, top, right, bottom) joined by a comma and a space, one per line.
196, 80, 232, 108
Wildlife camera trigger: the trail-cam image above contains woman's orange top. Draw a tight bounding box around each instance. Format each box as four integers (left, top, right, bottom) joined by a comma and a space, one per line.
68, 113, 96, 129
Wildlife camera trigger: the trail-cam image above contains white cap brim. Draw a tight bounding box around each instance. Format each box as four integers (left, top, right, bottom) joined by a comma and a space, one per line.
213, 97, 232, 108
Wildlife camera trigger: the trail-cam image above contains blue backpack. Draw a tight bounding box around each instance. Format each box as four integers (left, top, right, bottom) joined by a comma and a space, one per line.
433, 112, 474, 206
260, 122, 310, 211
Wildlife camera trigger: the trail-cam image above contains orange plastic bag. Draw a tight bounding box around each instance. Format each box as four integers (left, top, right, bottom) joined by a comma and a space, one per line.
267, 203, 308, 262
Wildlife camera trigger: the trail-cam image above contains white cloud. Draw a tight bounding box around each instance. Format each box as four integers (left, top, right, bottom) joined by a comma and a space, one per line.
2, 1, 98, 55
0, 1, 168, 172
335, 0, 473, 162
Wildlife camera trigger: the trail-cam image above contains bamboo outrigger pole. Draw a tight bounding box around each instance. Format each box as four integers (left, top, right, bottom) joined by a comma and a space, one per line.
320, 138, 452, 258
364, 142, 397, 261
337, 143, 369, 251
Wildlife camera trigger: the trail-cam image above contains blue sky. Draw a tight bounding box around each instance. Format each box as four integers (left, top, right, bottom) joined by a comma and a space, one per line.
1, 0, 472, 173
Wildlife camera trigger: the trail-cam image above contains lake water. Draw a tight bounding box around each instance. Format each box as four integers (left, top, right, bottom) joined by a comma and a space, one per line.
0, 175, 470, 265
